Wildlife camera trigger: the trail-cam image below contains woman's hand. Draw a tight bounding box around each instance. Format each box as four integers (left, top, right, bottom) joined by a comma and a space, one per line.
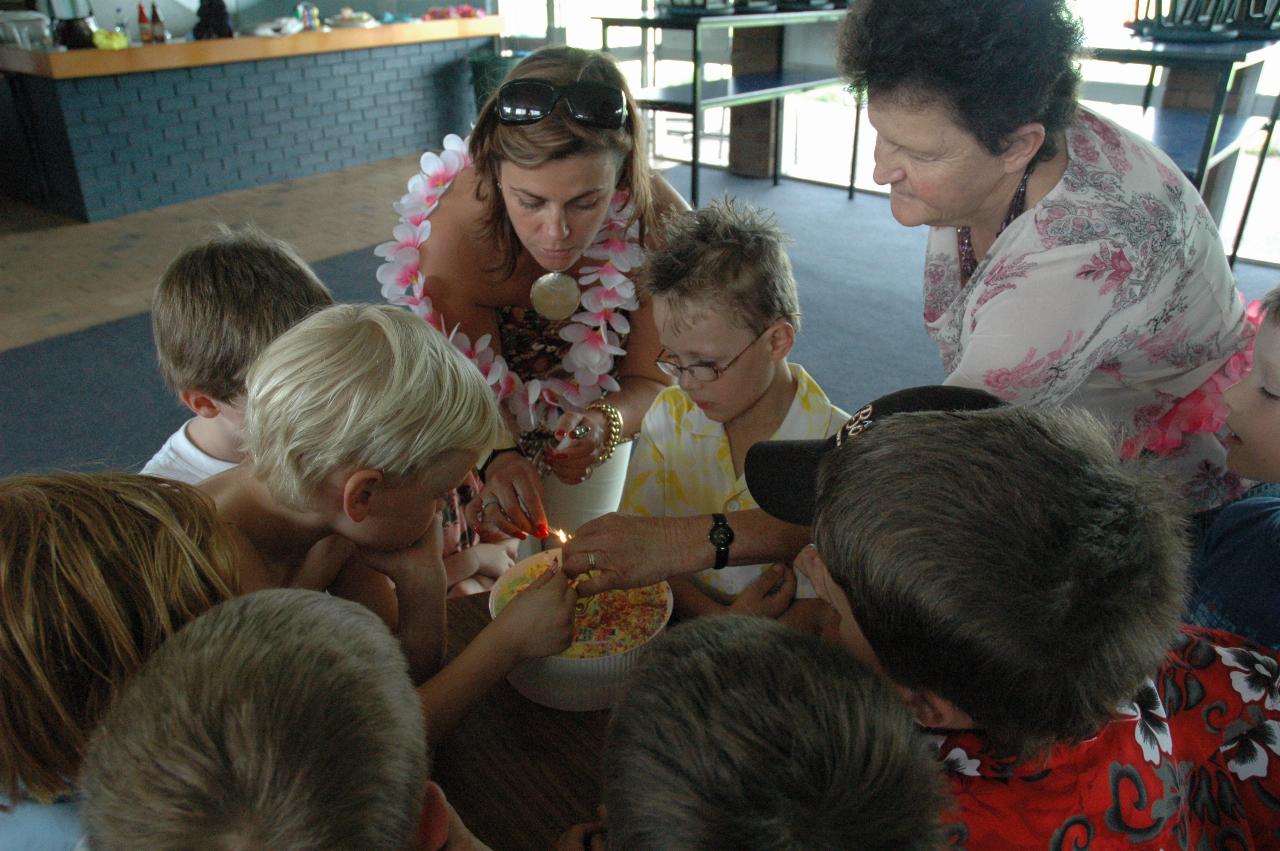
544, 409, 609, 485
477, 450, 548, 540
562, 513, 699, 595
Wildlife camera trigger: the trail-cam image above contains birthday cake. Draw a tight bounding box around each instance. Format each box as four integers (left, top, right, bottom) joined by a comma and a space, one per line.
493, 550, 670, 659
489, 550, 673, 710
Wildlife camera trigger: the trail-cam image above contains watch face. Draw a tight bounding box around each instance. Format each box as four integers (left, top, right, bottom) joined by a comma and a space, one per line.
710, 524, 734, 548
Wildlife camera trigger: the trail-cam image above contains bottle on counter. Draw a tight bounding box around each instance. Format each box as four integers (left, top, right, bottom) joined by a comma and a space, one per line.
137, 1, 151, 43
114, 5, 127, 34
149, 2, 168, 43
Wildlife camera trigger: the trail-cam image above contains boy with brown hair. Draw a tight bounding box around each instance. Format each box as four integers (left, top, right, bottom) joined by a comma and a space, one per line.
144, 224, 334, 484
559, 615, 945, 851
746, 387, 1280, 847
82, 589, 490, 850
619, 197, 847, 621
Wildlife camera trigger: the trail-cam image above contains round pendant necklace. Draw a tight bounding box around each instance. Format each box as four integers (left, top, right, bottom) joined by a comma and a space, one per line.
529, 271, 581, 321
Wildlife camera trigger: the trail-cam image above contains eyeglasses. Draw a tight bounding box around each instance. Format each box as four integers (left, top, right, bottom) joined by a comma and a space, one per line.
496, 79, 628, 130
655, 327, 771, 384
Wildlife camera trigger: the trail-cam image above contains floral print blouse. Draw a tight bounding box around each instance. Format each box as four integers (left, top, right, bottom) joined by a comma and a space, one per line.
938, 627, 1280, 849
924, 107, 1252, 510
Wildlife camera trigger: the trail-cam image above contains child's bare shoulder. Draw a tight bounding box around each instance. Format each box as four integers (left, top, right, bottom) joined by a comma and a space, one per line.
198, 462, 252, 510
219, 521, 285, 591
200, 466, 294, 585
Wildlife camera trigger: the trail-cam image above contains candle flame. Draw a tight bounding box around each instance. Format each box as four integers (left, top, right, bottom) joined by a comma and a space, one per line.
554, 528, 569, 544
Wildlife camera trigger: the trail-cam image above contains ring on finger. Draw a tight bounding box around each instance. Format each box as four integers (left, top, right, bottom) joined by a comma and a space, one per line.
570, 423, 591, 440
587, 551, 598, 570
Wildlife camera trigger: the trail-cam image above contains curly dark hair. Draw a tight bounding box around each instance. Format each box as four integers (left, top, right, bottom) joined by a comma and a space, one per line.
838, 0, 1083, 163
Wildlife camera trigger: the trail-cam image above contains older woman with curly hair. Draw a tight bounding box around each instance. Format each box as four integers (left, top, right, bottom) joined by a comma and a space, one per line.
842, 0, 1253, 511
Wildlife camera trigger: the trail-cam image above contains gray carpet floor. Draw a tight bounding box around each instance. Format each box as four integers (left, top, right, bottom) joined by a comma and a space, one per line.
1, 165, 1275, 476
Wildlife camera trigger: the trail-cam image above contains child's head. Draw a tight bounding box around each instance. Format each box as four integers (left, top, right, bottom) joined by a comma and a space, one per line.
604, 615, 946, 850
0, 472, 238, 803
643, 198, 800, 423
1223, 285, 1280, 482
81, 589, 429, 850
245, 304, 503, 545
152, 224, 334, 416
748, 389, 1189, 757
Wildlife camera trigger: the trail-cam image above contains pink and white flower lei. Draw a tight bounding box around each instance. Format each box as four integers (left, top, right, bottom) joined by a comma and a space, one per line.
376, 134, 644, 435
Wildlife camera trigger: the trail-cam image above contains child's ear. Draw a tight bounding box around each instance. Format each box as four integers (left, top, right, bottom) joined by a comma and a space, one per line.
180, 389, 222, 419
766, 319, 796, 361
341, 469, 383, 523
895, 685, 976, 732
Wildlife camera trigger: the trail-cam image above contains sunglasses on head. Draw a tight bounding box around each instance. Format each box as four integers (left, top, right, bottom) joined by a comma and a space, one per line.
496, 79, 628, 130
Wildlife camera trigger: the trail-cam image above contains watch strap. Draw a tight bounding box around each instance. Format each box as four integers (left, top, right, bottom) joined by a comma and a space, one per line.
710, 512, 732, 570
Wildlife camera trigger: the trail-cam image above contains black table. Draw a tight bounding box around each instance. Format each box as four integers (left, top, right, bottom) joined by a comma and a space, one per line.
433, 593, 608, 851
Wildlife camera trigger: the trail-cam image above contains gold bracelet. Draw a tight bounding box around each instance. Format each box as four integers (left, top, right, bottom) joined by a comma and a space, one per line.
587, 401, 625, 466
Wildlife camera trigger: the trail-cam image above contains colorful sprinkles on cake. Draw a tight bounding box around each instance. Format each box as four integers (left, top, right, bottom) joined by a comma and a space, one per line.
494, 550, 669, 659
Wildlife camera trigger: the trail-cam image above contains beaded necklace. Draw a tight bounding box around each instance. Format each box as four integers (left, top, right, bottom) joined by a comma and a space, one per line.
956, 164, 1034, 284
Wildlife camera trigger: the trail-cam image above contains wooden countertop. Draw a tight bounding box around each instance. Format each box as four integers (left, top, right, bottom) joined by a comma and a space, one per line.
433, 592, 608, 851
0, 15, 502, 79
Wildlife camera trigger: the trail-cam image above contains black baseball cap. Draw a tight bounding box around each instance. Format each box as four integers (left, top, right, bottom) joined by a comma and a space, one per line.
745, 385, 1006, 526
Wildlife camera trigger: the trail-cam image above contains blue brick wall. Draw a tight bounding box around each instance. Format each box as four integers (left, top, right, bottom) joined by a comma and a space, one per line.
53, 37, 488, 221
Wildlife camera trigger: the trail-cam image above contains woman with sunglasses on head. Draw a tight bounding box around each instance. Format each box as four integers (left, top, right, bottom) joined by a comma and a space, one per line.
380, 46, 687, 544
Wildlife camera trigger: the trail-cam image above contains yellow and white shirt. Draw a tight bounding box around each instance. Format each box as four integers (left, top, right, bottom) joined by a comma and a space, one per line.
620, 363, 848, 600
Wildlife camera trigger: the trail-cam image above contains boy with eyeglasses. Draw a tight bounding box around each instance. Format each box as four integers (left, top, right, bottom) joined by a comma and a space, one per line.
618, 197, 848, 621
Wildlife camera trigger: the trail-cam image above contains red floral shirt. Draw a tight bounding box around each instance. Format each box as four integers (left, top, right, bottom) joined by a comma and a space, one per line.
938, 628, 1280, 849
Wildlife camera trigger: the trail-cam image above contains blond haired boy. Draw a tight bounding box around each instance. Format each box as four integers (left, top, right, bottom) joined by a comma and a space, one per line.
620, 197, 847, 620
144, 224, 334, 484
204, 304, 576, 718
82, 589, 490, 850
